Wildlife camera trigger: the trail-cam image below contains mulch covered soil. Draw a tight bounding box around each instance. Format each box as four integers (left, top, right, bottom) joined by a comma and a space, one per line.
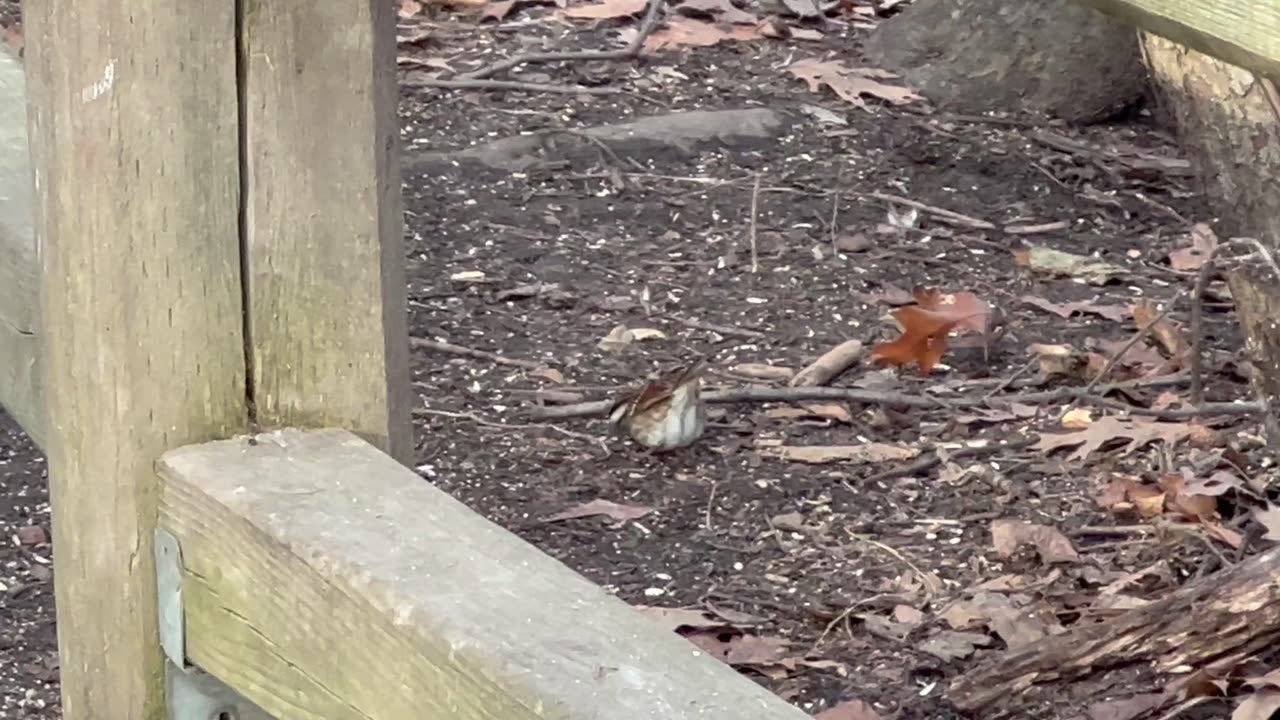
4, 1, 1280, 719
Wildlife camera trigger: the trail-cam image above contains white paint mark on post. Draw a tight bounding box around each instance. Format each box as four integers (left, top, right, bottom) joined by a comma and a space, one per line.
80, 60, 117, 104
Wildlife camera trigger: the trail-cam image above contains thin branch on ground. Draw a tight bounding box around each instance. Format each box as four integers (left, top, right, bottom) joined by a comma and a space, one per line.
410, 336, 544, 369
460, 0, 666, 81
828, 171, 842, 258
748, 174, 761, 273
520, 371, 1256, 420
1190, 250, 1220, 405
406, 77, 623, 95
414, 407, 609, 452
865, 191, 996, 230
982, 356, 1040, 400
664, 314, 768, 339
1002, 220, 1070, 235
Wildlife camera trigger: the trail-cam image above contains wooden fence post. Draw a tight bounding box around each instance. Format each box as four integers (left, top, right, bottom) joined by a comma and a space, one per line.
241, 0, 413, 462
22, 3, 247, 718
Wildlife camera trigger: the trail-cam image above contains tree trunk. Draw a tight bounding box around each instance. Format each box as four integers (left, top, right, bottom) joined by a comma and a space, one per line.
862, 0, 1148, 124
948, 546, 1280, 718
1142, 36, 1280, 449
1140, 34, 1280, 243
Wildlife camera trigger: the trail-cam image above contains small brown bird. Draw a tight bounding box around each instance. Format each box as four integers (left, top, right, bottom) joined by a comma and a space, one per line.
607, 358, 708, 452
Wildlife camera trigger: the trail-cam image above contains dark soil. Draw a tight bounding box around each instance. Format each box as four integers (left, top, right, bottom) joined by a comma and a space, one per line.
2, 3, 1278, 720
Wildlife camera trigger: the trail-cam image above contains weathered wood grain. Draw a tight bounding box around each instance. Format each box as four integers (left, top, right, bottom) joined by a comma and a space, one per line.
158, 428, 812, 720
22, 3, 248, 717
949, 545, 1280, 717
1074, 0, 1280, 77
0, 50, 44, 446
241, 0, 412, 462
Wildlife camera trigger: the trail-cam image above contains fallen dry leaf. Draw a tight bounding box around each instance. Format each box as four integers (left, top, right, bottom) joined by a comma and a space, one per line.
1204, 523, 1245, 549
836, 232, 873, 253
530, 367, 566, 384
597, 325, 634, 352
682, 628, 791, 668
785, 57, 923, 110
986, 602, 1064, 651
1061, 408, 1093, 430
1131, 299, 1189, 361
1158, 473, 1218, 521
676, 0, 758, 24
1033, 416, 1201, 464
542, 499, 654, 522
481, 0, 519, 19
1013, 246, 1125, 285
869, 287, 993, 374
1254, 504, 1280, 542
917, 630, 991, 662
1233, 688, 1280, 720
893, 604, 925, 626
635, 605, 729, 633
1089, 335, 1175, 378
815, 699, 886, 720
765, 403, 853, 424
1246, 669, 1280, 692
622, 16, 764, 50
1021, 295, 1128, 322
991, 519, 1080, 564
1169, 222, 1219, 272
561, 0, 648, 18
762, 443, 918, 464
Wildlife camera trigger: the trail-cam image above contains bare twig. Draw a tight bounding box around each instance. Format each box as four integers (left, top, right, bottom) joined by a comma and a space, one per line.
665, 314, 768, 339
521, 372, 1242, 420
407, 77, 622, 95
461, 0, 665, 81
983, 356, 1040, 400
1002, 220, 1070, 235
748, 174, 761, 273
866, 191, 996, 230
1190, 251, 1218, 405
828, 172, 842, 258
414, 407, 608, 452
789, 340, 864, 387
410, 336, 543, 369
704, 480, 717, 531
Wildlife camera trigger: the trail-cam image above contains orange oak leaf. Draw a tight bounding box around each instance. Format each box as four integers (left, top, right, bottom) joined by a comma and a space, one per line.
869, 287, 992, 374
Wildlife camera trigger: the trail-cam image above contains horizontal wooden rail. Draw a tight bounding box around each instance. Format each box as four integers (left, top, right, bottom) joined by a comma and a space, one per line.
1075, 0, 1280, 77
157, 428, 810, 720
0, 49, 43, 449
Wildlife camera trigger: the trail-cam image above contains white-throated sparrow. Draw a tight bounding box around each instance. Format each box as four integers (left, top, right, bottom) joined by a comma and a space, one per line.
607, 358, 708, 452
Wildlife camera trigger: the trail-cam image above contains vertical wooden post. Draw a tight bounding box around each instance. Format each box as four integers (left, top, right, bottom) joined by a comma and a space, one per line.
22, 3, 247, 718
0, 50, 43, 448
242, 0, 413, 463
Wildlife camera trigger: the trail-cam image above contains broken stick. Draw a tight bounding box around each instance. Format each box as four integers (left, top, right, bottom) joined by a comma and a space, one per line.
948, 545, 1280, 718
789, 340, 864, 387
409, 337, 543, 370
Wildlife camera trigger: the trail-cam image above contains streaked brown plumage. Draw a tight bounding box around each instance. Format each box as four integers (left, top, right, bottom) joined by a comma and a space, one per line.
606, 358, 708, 452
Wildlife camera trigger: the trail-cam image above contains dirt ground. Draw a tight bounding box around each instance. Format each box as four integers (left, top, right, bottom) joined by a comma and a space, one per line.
3, 2, 1279, 719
